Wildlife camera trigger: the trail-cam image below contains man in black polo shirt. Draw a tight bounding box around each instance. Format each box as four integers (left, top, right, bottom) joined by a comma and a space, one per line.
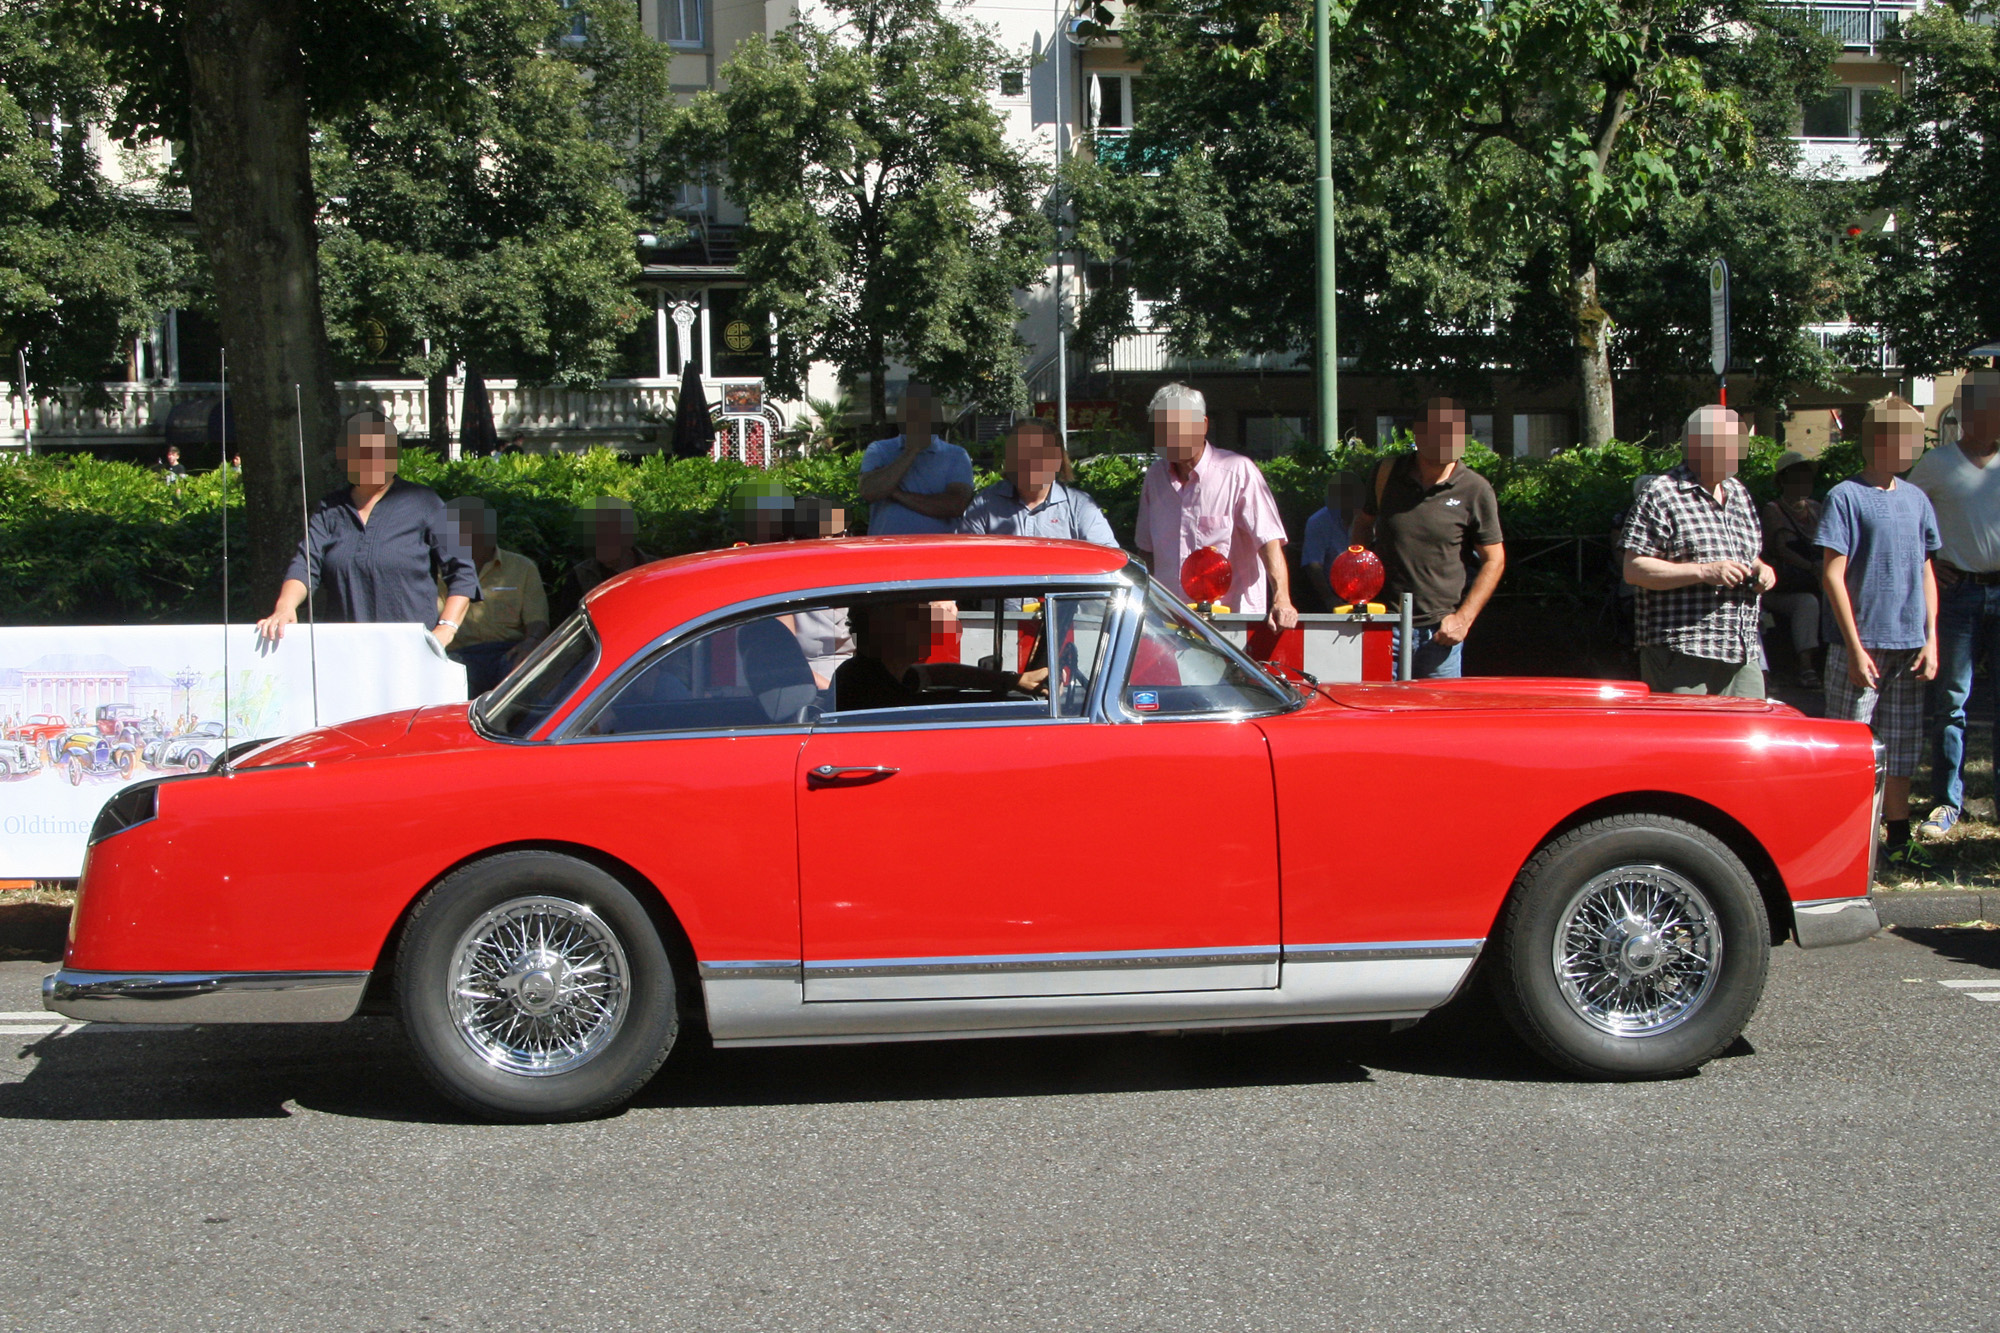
1350, 397, 1507, 677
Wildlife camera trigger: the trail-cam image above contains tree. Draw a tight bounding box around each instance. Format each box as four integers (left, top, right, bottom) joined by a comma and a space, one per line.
314, 0, 666, 444
1862, 1, 2000, 373
1070, 0, 1849, 446
1349, 0, 1800, 447
666, 0, 1051, 425
63, 0, 462, 592
0, 0, 193, 393
1065, 0, 1522, 412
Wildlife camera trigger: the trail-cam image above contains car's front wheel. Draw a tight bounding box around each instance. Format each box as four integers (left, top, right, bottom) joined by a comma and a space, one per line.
1489, 813, 1769, 1080
396, 851, 679, 1121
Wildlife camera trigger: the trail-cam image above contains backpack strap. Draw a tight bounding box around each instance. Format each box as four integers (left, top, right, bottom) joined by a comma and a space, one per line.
1372, 456, 1396, 510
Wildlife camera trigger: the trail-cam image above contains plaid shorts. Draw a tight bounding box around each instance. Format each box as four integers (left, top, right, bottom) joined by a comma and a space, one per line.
1824, 645, 1926, 777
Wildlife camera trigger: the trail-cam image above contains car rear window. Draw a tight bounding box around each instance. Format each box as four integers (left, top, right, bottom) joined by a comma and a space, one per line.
477, 614, 600, 739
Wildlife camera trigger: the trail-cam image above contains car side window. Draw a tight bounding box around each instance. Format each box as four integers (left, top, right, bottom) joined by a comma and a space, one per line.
579, 613, 818, 737
1124, 585, 1291, 717
1047, 594, 1113, 718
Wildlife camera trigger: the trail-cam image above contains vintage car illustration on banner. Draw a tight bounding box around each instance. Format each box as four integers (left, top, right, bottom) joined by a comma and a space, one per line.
46, 537, 1883, 1121
143, 721, 229, 773
55, 728, 139, 784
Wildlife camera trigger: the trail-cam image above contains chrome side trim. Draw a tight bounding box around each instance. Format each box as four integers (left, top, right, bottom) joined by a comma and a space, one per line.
804, 944, 1281, 976
1790, 896, 1881, 950
41, 969, 369, 1024
1284, 939, 1485, 962
698, 960, 802, 981
701, 953, 1477, 1045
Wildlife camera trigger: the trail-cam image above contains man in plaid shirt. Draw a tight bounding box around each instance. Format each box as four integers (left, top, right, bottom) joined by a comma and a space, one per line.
1620, 405, 1777, 697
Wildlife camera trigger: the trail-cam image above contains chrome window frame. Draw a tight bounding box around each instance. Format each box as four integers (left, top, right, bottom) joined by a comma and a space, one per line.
1102, 568, 1302, 724
551, 571, 1144, 744
470, 612, 602, 744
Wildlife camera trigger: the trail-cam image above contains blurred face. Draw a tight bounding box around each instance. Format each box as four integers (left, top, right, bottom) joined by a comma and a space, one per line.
1866, 419, 1925, 475
449, 504, 497, 558
1778, 466, 1815, 499
1415, 406, 1467, 468
592, 507, 636, 564
902, 390, 934, 442
1007, 428, 1063, 489
864, 601, 948, 664
1685, 409, 1744, 485
165, 447, 180, 465
1153, 408, 1207, 466
1961, 377, 2000, 446
340, 423, 398, 486
1326, 473, 1364, 516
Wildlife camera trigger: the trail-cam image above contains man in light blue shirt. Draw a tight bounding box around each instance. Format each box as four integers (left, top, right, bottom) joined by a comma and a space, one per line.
1301, 472, 1363, 609
957, 419, 1120, 548
858, 382, 975, 534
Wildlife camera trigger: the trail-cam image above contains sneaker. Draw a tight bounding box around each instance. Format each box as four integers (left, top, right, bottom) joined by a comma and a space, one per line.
1886, 839, 1935, 872
1918, 805, 1961, 840
1797, 667, 1821, 691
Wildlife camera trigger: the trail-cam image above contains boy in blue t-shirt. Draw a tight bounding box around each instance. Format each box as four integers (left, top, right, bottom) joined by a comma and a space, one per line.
1819, 394, 1941, 867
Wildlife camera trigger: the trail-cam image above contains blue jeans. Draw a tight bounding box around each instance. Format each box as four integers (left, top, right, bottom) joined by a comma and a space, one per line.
1931, 578, 2000, 812
1393, 625, 1464, 679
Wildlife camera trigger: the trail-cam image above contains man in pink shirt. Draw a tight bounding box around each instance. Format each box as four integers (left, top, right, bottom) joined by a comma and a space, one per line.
1134, 383, 1299, 630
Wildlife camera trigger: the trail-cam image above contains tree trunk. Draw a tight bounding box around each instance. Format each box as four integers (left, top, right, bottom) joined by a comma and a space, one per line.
181, 0, 343, 602
867, 332, 887, 432
428, 370, 451, 456
1570, 257, 1615, 447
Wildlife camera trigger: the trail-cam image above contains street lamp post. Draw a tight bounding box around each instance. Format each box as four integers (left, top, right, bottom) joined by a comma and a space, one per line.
1314, 0, 1338, 455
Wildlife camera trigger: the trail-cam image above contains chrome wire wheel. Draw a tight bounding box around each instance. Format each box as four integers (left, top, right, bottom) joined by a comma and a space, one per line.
1552, 864, 1722, 1037
447, 895, 631, 1077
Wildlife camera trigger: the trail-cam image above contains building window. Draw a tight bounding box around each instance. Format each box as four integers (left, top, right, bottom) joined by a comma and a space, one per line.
999, 71, 1026, 98
1800, 85, 1888, 139
661, 0, 704, 49
1085, 72, 1142, 130
1241, 414, 1308, 459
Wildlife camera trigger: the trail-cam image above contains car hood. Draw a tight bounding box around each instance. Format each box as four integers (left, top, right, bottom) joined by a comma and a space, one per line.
231, 707, 426, 767
1314, 677, 1780, 714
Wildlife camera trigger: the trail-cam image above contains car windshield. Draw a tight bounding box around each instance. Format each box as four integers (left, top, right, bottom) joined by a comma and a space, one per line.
476, 613, 600, 740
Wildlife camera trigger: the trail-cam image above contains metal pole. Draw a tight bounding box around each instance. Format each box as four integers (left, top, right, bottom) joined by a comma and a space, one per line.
15, 350, 30, 456
1398, 593, 1414, 681
1313, 0, 1339, 456
1051, 1, 1070, 451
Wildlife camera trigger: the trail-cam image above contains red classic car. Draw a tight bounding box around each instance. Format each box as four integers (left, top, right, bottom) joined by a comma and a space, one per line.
10, 713, 71, 751
45, 537, 1881, 1121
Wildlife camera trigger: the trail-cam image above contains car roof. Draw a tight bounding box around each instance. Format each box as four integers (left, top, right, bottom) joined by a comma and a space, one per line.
579, 535, 1132, 669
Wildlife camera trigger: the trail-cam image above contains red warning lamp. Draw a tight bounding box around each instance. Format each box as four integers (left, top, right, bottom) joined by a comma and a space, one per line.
1330, 545, 1386, 613
1846, 226, 1863, 237
1179, 546, 1233, 609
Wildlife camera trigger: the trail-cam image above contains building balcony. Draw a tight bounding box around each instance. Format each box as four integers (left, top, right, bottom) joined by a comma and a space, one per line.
1806, 321, 1899, 372
1775, 1, 1916, 52
1793, 137, 1884, 179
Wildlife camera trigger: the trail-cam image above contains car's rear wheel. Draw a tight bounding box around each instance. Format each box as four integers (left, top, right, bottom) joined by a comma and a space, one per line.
182, 750, 210, 772
1489, 813, 1769, 1080
396, 851, 678, 1121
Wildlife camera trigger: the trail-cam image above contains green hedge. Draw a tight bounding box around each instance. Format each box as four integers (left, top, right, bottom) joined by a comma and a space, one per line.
0, 434, 1862, 625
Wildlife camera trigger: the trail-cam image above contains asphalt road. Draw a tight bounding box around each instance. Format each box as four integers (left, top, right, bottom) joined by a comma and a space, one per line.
1, 927, 1997, 1333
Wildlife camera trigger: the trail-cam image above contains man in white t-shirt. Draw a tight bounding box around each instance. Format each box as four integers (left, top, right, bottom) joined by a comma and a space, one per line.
1909, 369, 2000, 837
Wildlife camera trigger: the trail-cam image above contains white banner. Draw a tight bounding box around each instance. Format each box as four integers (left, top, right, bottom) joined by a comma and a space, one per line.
0, 624, 467, 879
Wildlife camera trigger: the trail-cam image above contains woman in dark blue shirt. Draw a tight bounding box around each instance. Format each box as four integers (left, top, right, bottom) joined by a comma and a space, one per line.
257, 410, 481, 647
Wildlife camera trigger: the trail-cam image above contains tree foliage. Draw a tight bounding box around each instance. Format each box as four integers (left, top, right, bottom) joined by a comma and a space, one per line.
665, 0, 1051, 423
1863, 0, 2000, 372
314, 0, 663, 388
1072, 0, 1854, 447
0, 0, 194, 391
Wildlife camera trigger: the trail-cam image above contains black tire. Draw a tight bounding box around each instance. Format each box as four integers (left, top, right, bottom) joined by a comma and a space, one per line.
1489, 813, 1769, 1080
396, 851, 678, 1121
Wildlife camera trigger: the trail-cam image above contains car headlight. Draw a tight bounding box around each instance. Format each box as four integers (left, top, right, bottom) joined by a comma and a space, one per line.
89, 781, 160, 846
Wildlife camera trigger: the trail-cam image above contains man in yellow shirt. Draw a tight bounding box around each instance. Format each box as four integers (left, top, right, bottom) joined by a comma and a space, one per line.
441, 496, 550, 694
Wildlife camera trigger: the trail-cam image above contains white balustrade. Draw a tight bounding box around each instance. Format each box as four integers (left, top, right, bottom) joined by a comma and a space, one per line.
0, 377, 779, 453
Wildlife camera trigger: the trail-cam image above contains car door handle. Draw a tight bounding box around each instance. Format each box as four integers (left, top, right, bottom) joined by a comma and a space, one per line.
807, 764, 899, 787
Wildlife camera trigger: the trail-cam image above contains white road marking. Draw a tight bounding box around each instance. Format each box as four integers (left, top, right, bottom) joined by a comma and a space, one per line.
1970, 994, 2000, 1003
1938, 980, 2000, 989
0, 1011, 58, 1022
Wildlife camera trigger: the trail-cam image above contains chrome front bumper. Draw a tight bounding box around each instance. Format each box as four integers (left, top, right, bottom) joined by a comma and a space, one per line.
42, 969, 370, 1024
1791, 896, 1882, 950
